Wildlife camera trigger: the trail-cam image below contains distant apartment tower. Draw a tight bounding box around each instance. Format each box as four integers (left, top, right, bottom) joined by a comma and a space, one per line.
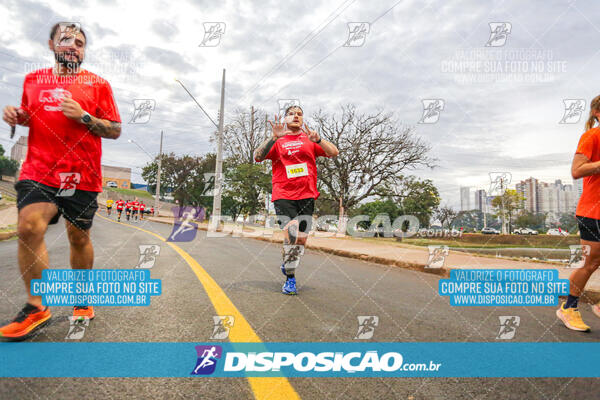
516, 177, 538, 213
474, 189, 486, 212
574, 179, 583, 198
512, 177, 581, 216
10, 135, 28, 166
460, 187, 470, 211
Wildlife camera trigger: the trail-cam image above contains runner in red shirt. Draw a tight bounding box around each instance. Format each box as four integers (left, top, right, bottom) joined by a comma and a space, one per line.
0, 23, 121, 340
255, 105, 338, 295
139, 202, 146, 220
131, 198, 140, 221
115, 199, 125, 222
125, 200, 133, 221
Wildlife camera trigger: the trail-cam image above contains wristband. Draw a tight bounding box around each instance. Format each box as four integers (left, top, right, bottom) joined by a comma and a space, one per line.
316, 138, 322, 144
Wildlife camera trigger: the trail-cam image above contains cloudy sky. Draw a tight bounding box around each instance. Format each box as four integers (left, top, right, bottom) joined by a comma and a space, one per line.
0, 0, 598, 208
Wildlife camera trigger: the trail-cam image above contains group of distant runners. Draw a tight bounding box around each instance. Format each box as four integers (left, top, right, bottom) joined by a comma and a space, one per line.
105, 198, 154, 222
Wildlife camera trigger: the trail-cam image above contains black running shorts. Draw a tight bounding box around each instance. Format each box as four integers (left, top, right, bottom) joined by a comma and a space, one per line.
15, 179, 99, 230
274, 198, 315, 233
576, 215, 600, 242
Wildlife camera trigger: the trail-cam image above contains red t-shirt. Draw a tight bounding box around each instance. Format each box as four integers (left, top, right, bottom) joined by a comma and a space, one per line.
140, 203, 146, 210
125, 202, 132, 209
19, 68, 121, 192
115, 200, 124, 210
575, 127, 600, 219
132, 201, 140, 211
265, 132, 328, 201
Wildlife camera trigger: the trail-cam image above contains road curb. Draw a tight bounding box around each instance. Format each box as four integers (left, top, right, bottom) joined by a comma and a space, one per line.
0, 231, 17, 241
145, 217, 600, 304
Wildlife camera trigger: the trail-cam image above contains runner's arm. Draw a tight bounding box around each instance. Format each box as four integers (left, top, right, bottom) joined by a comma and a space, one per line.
84, 116, 121, 139
571, 153, 600, 179
61, 97, 121, 139
316, 139, 339, 157
2, 106, 30, 127
303, 123, 338, 157
254, 137, 277, 162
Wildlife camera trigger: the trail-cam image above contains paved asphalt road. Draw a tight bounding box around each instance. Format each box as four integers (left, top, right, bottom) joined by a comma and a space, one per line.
0, 214, 599, 399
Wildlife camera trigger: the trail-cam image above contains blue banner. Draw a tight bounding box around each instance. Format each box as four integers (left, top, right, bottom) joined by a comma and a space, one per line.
439, 269, 569, 306
30, 269, 161, 306
0, 342, 597, 377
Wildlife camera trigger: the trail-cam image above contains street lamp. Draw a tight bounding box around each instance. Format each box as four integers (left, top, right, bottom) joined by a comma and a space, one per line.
127, 133, 164, 217
128, 139, 154, 159
175, 74, 225, 231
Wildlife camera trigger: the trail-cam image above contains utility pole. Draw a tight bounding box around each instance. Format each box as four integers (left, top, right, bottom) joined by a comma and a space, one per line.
210, 69, 226, 230
500, 177, 506, 234
483, 190, 487, 229
154, 130, 163, 217
250, 105, 255, 164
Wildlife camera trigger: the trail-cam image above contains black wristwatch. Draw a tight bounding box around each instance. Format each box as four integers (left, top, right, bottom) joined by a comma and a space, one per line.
81, 111, 92, 124
316, 137, 322, 144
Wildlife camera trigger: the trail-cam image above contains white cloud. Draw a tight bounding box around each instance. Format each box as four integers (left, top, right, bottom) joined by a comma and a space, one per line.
0, 0, 596, 201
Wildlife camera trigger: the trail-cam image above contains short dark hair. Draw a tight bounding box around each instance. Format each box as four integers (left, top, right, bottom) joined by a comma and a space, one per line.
285, 105, 303, 115
49, 23, 86, 43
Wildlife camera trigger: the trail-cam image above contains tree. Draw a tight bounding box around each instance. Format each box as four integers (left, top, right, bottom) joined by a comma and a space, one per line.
313, 105, 435, 220
354, 199, 403, 229
141, 153, 215, 208
315, 195, 340, 215
218, 107, 269, 165
223, 160, 271, 218
491, 189, 524, 233
0, 144, 5, 157
435, 205, 458, 229
558, 212, 578, 233
514, 212, 546, 231
454, 210, 484, 231
381, 176, 440, 227
221, 195, 243, 222
0, 157, 18, 177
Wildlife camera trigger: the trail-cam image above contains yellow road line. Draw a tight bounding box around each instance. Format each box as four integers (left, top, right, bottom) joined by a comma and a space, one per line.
96, 213, 300, 400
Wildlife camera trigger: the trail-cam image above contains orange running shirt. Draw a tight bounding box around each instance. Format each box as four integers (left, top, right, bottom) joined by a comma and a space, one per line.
575, 127, 600, 219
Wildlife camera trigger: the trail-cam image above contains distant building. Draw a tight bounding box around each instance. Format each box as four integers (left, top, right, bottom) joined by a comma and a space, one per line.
131, 183, 149, 191
515, 177, 579, 215
101, 165, 131, 189
474, 189, 486, 212
574, 179, 583, 198
460, 187, 470, 211
10, 135, 28, 166
516, 177, 538, 213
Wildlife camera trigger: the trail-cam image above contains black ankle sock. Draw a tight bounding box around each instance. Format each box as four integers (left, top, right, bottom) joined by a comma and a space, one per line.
565, 295, 579, 309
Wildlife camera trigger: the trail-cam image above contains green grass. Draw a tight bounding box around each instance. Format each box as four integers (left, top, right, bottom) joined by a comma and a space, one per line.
401, 238, 572, 249
355, 236, 574, 249
0, 224, 16, 233
105, 187, 155, 200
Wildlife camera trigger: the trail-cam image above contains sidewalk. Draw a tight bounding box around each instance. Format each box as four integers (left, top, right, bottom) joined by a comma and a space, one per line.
148, 216, 600, 303
0, 204, 17, 240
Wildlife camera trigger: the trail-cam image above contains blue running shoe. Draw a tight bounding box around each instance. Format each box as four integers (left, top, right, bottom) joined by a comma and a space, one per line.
282, 277, 297, 295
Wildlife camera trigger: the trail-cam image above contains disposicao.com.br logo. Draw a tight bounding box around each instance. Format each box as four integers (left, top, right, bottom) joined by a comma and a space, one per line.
189, 343, 442, 377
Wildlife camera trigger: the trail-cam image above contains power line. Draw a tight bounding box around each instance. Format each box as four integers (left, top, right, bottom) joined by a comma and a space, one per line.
261, 0, 405, 104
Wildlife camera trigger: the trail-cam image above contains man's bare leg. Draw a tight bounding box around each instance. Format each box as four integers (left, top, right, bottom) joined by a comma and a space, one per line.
65, 220, 93, 270
17, 203, 58, 307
